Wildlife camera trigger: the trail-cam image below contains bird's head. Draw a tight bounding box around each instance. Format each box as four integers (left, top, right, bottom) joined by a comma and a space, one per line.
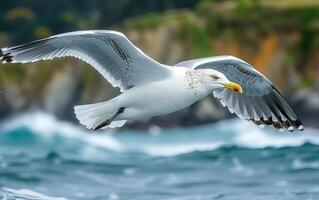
199, 69, 243, 93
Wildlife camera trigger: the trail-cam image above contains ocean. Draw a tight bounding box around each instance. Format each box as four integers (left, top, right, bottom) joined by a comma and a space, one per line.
0, 112, 318, 200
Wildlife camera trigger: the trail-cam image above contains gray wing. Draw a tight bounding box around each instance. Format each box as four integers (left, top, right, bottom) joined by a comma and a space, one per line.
175, 55, 303, 132
1, 30, 170, 91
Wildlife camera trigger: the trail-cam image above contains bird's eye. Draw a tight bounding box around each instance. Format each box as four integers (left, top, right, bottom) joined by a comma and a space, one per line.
211, 75, 219, 80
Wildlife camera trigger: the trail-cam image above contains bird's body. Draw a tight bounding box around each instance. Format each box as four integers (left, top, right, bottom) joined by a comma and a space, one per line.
105, 67, 210, 121
1, 30, 303, 131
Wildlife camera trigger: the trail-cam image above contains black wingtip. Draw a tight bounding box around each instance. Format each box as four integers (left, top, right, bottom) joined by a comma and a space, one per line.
269, 86, 304, 132
1, 50, 13, 63
253, 116, 303, 132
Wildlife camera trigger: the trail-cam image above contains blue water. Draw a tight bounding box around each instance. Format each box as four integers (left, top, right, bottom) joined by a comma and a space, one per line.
0, 113, 319, 200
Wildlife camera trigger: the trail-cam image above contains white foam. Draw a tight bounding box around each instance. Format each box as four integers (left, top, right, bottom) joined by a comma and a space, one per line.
232, 120, 319, 149
142, 142, 223, 157
0, 112, 225, 157
2, 187, 66, 200
0, 112, 123, 152
0, 112, 319, 157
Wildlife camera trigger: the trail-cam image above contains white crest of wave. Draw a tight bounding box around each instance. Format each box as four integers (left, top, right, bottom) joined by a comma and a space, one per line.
2, 187, 66, 200
231, 120, 319, 148
0, 112, 123, 152
142, 142, 223, 156
1, 112, 319, 157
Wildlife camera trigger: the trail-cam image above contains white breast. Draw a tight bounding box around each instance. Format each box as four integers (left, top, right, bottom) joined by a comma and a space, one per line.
118, 68, 211, 120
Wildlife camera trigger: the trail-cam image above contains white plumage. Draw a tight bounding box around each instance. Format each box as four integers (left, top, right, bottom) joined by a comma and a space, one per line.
1, 30, 303, 132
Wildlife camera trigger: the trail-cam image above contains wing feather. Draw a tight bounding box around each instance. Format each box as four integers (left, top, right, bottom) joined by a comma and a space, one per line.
176, 55, 303, 131
1, 30, 170, 91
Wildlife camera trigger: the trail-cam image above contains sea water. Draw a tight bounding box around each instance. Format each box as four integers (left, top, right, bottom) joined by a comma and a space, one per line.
0, 112, 319, 200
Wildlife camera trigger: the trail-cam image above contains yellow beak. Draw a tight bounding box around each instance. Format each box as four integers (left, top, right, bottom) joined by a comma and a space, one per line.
223, 82, 243, 93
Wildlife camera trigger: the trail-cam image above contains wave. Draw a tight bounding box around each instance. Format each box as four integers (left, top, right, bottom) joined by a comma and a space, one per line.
292, 159, 319, 170
1, 187, 66, 200
0, 112, 319, 157
0, 112, 122, 150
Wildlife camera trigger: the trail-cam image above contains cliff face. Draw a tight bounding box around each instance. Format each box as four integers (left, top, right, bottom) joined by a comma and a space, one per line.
1, 1, 319, 129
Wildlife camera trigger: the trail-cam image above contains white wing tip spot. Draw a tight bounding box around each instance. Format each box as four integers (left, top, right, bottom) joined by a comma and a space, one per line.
288, 126, 294, 132
298, 125, 304, 131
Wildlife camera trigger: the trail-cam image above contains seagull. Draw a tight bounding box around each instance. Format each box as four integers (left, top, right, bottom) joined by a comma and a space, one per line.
0, 30, 303, 131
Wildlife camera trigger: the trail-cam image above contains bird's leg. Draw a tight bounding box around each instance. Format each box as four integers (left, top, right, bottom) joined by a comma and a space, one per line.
94, 107, 125, 130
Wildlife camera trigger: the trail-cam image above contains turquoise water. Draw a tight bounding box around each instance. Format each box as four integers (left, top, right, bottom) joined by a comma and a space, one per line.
0, 113, 319, 200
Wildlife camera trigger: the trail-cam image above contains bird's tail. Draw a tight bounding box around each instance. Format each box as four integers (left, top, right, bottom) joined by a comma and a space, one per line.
74, 99, 127, 130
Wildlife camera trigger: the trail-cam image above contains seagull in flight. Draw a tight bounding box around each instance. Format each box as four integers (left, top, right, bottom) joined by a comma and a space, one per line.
0, 30, 303, 131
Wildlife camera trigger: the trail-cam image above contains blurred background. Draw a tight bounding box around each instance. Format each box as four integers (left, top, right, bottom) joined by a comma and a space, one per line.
1, 1, 319, 200
1, 0, 319, 128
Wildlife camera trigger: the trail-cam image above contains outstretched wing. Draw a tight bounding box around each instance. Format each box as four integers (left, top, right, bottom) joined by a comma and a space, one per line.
1, 30, 170, 91
175, 56, 303, 132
